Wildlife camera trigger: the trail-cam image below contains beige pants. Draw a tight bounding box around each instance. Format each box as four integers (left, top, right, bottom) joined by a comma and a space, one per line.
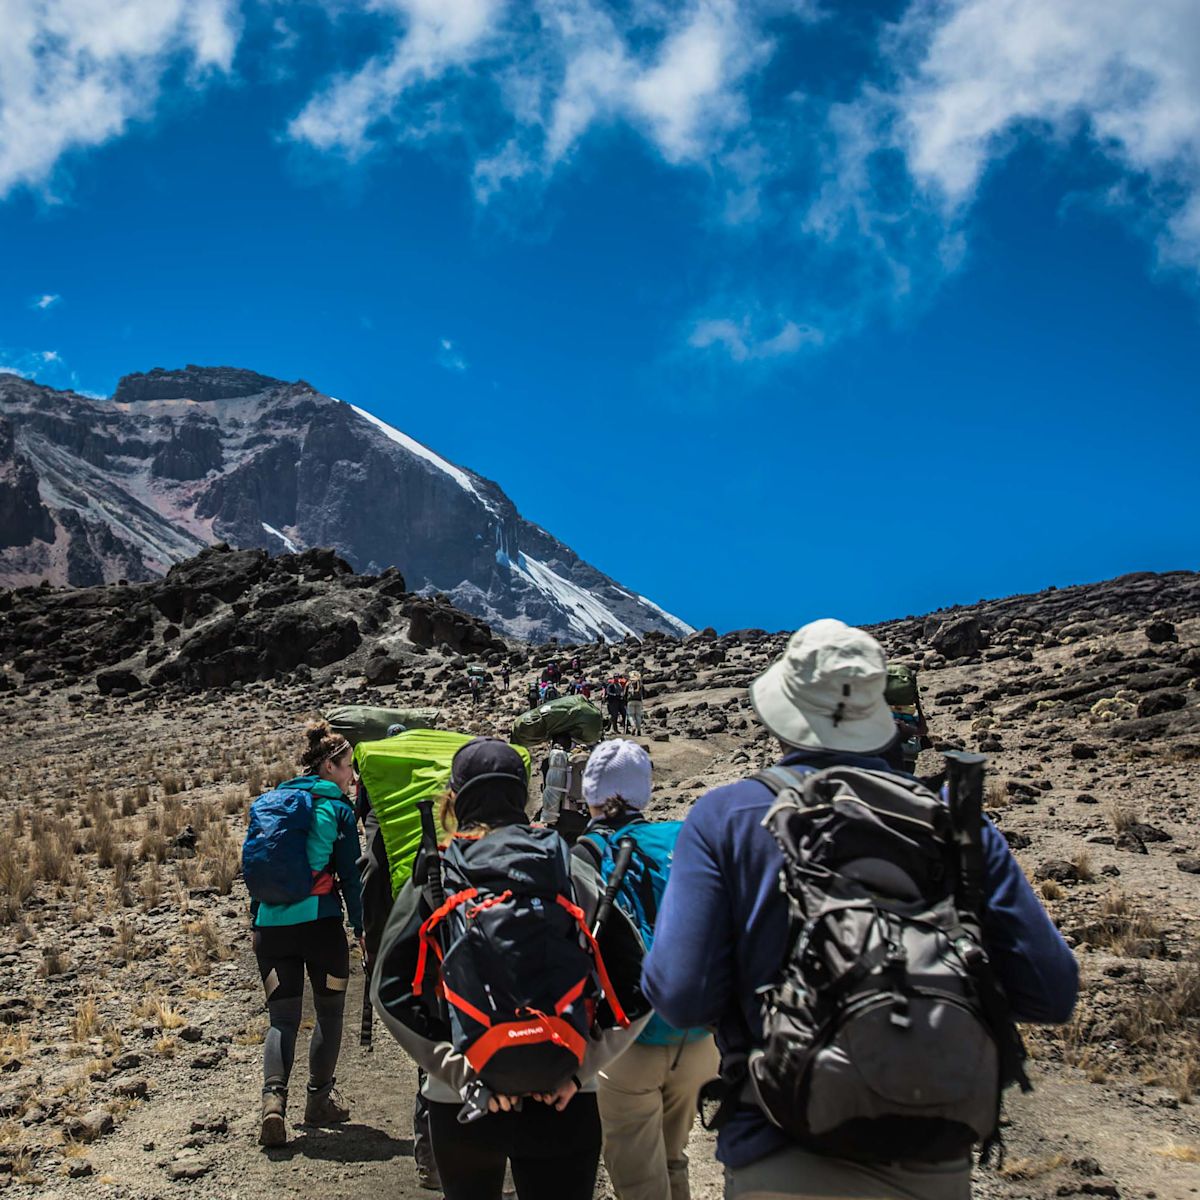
598, 1036, 720, 1200
724, 1144, 972, 1200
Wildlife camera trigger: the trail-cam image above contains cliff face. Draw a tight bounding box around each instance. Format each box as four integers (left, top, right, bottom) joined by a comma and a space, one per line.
0, 367, 693, 643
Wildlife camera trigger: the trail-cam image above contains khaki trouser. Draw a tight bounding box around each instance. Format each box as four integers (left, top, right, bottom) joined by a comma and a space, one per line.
724, 1144, 972, 1200
598, 1036, 720, 1200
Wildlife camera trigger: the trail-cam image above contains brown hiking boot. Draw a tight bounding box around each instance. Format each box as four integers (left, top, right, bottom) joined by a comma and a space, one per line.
259, 1088, 287, 1147
303, 1080, 350, 1125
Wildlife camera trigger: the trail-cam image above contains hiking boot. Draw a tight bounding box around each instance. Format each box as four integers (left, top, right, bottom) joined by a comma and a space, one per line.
416, 1161, 442, 1191
303, 1079, 350, 1125
259, 1088, 287, 1147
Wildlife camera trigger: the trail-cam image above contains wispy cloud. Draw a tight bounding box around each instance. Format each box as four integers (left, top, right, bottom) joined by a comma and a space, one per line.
0, 0, 241, 199
0, 346, 83, 389
688, 316, 823, 363
287, 1, 820, 196
30, 293, 62, 311
437, 336, 468, 372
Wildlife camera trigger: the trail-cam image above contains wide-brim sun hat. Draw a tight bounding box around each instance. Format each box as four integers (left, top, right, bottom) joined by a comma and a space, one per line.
749, 618, 897, 754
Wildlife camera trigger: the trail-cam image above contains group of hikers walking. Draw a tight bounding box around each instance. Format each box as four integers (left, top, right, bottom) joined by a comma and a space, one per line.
241, 618, 1078, 1199
522, 660, 647, 736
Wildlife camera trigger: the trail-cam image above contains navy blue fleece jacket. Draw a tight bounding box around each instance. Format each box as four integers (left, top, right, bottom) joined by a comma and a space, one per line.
642, 749, 1079, 1170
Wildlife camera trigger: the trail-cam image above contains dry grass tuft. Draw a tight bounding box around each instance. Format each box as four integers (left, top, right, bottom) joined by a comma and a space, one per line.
998, 1153, 1068, 1180
1069, 850, 1095, 883
71, 995, 101, 1042
1040, 879, 1066, 901
1154, 1141, 1200, 1163
1108, 801, 1140, 834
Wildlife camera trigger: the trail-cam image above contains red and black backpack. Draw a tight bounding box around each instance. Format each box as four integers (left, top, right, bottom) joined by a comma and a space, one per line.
413, 823, 628, 1095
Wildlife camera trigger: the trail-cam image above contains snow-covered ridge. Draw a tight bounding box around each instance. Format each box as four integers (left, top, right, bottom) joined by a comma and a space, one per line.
345, 401, 499, 517
632, 592, 694, 636
261, 522, 298, 553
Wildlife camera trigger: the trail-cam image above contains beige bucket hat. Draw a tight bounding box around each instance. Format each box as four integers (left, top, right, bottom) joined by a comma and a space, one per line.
749, 618, 896, 754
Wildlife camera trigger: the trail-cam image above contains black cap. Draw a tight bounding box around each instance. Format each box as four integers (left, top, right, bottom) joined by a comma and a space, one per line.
450, 737, 528, 804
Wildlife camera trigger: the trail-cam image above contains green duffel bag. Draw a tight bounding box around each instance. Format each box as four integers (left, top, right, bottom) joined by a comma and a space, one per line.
354, 730, 531, 895
326, 705, 441, 747
884, 664, 920, 709
511, 695, 604, 748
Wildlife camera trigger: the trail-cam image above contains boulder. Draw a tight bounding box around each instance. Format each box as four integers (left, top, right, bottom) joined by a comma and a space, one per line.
928, 615, 985, 659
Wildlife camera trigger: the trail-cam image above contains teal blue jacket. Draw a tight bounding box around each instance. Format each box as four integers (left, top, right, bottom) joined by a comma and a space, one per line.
251, 777, 364, 935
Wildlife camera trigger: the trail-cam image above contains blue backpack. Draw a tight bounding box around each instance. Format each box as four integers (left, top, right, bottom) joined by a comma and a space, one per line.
580, 819, 706, 1047
242, 788, 317, 905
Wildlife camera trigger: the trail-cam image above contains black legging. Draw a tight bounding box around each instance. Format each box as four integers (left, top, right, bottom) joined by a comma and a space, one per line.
427, 1091, 601, 1200
253, 917, 349, 1093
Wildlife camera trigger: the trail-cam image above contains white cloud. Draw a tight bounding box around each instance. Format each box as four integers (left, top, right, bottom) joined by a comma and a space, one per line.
689, 315, 823, 362
864, 0, 1200, 273
288, 0, 801, 189
40, 350, 61, 363
437, 336, 468, 371
0, 0, 241, 198
31, 294, 62, 310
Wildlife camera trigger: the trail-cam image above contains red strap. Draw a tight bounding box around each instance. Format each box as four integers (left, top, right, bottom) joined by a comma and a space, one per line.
465, 1016, 586, 1074
309, 870, 335, 896
556, 895, 630, 1028
412, 889, 477, 995
466, 890, 512, 918
443, 983, 493, 1029
554, 975, 588, 1016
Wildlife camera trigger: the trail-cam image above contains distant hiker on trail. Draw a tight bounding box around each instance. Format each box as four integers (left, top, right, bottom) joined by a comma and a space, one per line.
244, 722, 364, 1148
539, 733, 588, 843
527, 680, 540, 708
469, 675, 481, 707
502, 665, 511, 692
370, 738, 649, 1200
881, 663, 932, 776
573, 740, 717, 1200
605, 678, 625, 733
626, 674, 646, 737
643, 619, 1079, 1200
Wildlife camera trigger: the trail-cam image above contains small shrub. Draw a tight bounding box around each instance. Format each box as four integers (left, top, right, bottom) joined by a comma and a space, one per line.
1069, 850, 1095, 883
1039, 879, 1065, 901
1108, 801, 1139, 834
71, 995, 101, 1042
41, 944, 69, 977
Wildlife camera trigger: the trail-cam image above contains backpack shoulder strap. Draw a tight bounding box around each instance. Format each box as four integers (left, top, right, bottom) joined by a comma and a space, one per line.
752, 765, 814, 797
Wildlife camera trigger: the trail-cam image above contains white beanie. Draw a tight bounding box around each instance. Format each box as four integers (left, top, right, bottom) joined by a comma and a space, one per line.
583, 739, 652, 811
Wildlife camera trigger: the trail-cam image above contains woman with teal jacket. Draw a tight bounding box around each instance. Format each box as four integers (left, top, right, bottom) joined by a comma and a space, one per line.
252, 721, 364, 1147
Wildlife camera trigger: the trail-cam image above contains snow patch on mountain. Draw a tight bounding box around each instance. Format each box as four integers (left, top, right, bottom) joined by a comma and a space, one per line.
632, 592, 694, 636
345, 402, 499, 517
261, 522, 298, 553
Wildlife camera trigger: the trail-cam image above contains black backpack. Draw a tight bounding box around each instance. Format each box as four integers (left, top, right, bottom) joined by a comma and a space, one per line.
745, 763, 1029, 1163
412, 824, 628, 1096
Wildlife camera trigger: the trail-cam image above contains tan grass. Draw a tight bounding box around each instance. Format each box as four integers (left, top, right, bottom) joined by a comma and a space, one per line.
1070, 850, 1095, 883
1040, 879, 1066, 901
1154, 1141, 1200, 1163
71, 995, 101, 1042
998, 1153, 1068, 1180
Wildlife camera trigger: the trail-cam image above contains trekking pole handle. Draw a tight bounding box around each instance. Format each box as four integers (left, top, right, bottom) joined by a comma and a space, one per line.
415, 797, 446, 911
944, 751, 986, 917
592, 836, 636, 939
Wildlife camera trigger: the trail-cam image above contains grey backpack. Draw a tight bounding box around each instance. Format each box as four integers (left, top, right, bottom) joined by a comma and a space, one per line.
747, 763, 1029, 1163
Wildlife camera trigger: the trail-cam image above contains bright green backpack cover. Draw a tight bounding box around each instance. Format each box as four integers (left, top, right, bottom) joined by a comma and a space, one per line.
354, 730, 532, 895
511, 695, 604, 747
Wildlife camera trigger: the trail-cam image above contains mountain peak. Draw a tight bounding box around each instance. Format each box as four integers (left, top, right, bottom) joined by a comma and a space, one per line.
112, 365, 288, 404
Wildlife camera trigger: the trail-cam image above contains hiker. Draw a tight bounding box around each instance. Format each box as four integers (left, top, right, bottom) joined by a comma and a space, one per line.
626, 674, 646, 736
527, 680, 541, 709
573, 740, 718, 1200
248, 721, 364, 1148
356, 723, 439, 1189
469, 675, 481, 707
539, 733, 588, 842
502, 665, 511, 692
370, 737, 649, 1200
881, 663, 932, 775
643, 619, 1079, 1200
604, 678, 625, 733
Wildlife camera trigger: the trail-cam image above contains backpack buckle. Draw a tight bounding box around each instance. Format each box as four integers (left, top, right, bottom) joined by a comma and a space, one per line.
889, 991, 911, 1029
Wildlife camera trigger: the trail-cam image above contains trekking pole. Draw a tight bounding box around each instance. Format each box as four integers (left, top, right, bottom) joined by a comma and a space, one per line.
592, 836, 636, 939
414, 798, 445, 910
944, 751, 987, 918
360, 945, 373, 1051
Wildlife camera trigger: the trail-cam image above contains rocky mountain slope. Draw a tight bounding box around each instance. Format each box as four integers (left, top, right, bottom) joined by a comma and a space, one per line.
0, 566, 1198, 1198
0, 366, 692, 644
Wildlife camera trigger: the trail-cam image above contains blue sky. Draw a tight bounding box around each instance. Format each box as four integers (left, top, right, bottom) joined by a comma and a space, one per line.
1, 0, 1197, 632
